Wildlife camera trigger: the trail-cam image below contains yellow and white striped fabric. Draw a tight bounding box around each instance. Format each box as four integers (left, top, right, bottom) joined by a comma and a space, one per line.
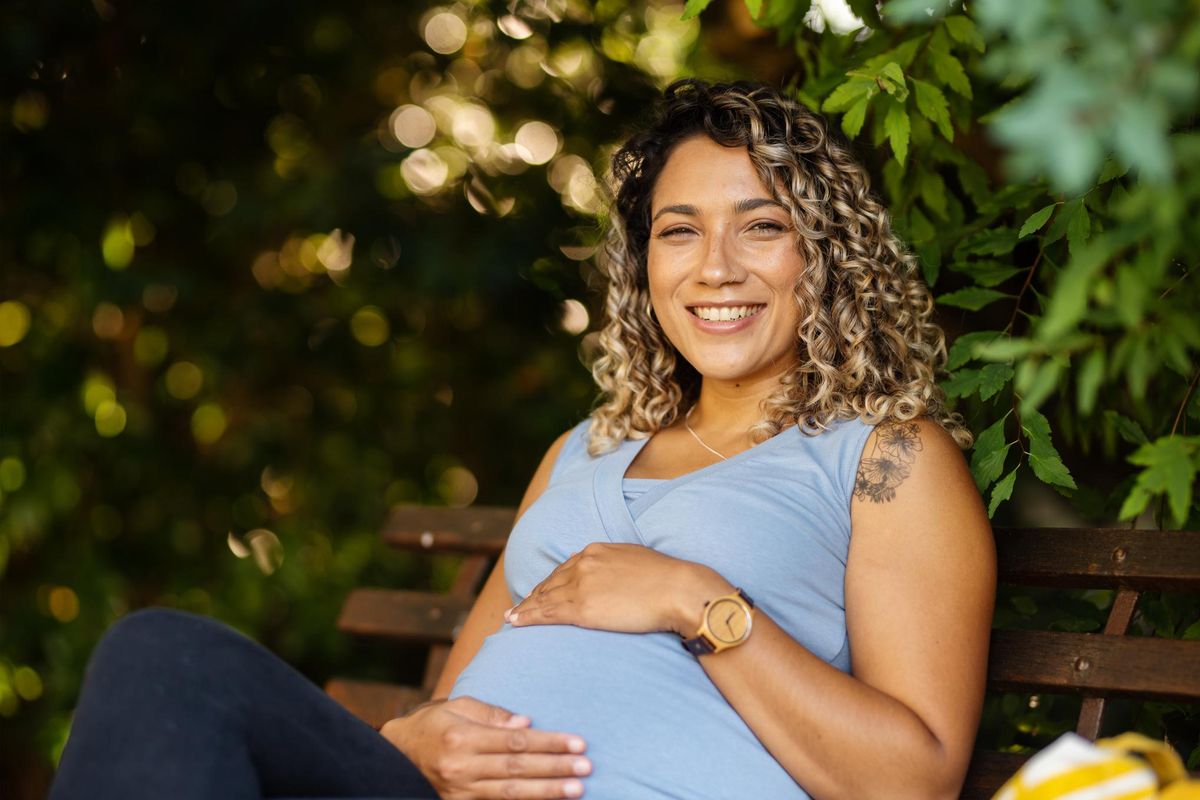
992, 732, 1200, 800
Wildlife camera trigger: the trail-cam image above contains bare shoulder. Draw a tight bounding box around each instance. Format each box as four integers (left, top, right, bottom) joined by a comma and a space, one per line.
853, 417, 971, 507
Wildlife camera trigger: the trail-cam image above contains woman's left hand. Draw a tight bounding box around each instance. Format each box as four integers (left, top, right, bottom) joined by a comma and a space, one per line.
504, 542, 732, 637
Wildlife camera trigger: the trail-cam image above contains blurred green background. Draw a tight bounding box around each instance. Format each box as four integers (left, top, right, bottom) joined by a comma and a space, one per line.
3, 0, 1199, 796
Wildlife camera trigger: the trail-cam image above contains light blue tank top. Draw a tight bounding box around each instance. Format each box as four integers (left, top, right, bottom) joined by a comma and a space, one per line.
450, 416, 875, 799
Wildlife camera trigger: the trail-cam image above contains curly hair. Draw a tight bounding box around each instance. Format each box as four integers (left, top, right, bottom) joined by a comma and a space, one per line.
586, 78, 970, 455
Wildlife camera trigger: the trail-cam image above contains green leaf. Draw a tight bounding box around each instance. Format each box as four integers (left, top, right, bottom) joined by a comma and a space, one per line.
1066, 201, 1091, 255
1127, 436, 1200, 527
956, 228, 1018, 257
908, 206, 936, 243
879, 62, 910, 101
822, 79, 872, 113
947, 330, 1004, 370
1021, 408, 1077, 490
1104, 410, 1149, 446
884, 100, 910, 164
1118, 484, 1154, 521
681, 0, 714, 20
937, 287, 1010, 311
841, 95, 870, 139
949, 260, 1024, 288
988, 468, 1017, 518
743, 0, 763, 19
919, 170, 948, 218
1037, 236, 1113, 342
1075, 348, 1104, 416
912, 79, 953, 141
1018, 359, 1062, 412
1019, 204, 1056, 238
1183, 619, 1200, 641
1011, 594, 1037, 616
931, 50, 971, 98
970, 416, 1011, 492
978, 363, 1014, 402
943, 15, 984, 53
942, 368, 982, 399
975, 337, 1036, 361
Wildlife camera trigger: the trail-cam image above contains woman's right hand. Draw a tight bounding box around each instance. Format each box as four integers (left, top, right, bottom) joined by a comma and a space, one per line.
380, 696, 591, 799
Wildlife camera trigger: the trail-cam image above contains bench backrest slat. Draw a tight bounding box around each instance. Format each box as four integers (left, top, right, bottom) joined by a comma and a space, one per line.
995, 528, 1200, 590
380, 506, 513, 555
337, 588, 470, 643
988, 629, 1200, 702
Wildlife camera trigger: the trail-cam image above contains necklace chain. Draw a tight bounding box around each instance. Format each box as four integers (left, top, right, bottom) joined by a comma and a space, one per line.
684, 405, 728, 461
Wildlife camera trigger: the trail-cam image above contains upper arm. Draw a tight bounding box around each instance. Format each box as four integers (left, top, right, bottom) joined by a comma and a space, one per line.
431, 426, 577, 698
844, 419, 996, 783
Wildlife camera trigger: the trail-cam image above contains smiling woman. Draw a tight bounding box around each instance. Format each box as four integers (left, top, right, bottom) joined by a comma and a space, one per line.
50, 80, 994, 800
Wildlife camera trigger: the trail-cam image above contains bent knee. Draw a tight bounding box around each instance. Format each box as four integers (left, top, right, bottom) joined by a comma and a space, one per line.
91, 608, 248, 676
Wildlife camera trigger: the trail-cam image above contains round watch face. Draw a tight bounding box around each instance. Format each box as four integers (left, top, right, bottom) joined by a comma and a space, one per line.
706, 597, 750, 644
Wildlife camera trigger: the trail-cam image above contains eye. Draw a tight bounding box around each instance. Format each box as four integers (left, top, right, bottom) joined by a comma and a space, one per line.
749, 221, 787, 233
657, 226, 695, 238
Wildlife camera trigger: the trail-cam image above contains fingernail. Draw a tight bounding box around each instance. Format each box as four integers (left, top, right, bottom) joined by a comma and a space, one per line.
509, 612, 519, 624
567, 737, 585, 753
510, 714, 530, 726
564, 779, 583, 797
503, 608, 512, 620
573, 758, 591, 776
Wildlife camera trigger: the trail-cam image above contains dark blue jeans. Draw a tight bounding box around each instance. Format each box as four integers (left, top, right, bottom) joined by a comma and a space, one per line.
48, 608, 439, 800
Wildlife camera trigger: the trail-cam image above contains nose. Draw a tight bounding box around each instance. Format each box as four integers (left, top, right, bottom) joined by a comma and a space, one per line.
696, 226, 746, 287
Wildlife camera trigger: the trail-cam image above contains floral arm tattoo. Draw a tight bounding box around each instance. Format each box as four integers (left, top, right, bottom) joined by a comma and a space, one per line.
854, 422, 923, 503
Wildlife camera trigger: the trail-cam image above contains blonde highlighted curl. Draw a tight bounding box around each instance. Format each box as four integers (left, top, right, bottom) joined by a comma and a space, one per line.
587, 79, 971, 455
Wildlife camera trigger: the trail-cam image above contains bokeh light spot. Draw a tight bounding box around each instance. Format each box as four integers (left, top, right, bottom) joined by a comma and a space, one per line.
425, 12, 468, 54
316, 228, 354, 273
497, 14, 533, 39
515, 121, 559, 165
94, 400, 127, 437
13, 667, 43, 701
142, 283, 178, 312
134, 326, 169, 366
166, 361, 204, 400
192, 403, 227, 444
390, 104, 437, 148
101, 218, 135, 269
0, 458, 27, 492
560, 299, 590, 335
0, 301, 31, 346
350, 306, 390, 347
92, 302, 125, 340
82, 374, 116, 415
451, 103, 496, 147
400, 149, 449, 194
48, 588, 79, 624
438, 466, 479, 508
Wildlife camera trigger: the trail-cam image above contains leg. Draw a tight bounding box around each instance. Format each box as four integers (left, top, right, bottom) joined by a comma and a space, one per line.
49, 608, 439, 800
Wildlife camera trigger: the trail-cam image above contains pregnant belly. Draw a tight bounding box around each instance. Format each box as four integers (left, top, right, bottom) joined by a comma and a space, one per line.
448, 624, 811, 800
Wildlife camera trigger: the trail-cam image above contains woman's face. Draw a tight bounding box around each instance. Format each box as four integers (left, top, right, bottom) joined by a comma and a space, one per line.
647, 135, 806, 386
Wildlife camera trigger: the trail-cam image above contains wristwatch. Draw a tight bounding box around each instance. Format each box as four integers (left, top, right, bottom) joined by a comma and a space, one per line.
680, 588, 755, 655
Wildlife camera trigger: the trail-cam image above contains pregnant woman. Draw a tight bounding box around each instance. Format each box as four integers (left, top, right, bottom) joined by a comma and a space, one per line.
50, 79, 995, 800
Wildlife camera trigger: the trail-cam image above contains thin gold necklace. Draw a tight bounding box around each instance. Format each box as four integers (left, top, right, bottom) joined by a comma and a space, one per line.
684, 404, 728, 461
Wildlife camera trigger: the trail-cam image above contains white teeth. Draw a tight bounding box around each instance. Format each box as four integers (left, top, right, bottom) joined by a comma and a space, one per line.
690, 305, 763, 322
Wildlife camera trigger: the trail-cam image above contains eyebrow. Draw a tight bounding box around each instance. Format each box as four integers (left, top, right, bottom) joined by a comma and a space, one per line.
651, 197, 786, 221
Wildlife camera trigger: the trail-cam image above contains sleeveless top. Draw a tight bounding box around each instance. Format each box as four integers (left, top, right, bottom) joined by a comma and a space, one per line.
449, 416, 875, 799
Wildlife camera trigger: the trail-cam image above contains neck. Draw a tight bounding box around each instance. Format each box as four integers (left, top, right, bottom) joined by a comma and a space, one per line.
687, 364, 795, 437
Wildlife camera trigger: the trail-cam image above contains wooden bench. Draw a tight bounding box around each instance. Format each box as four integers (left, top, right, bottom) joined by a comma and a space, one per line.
326, 508, 1200, 799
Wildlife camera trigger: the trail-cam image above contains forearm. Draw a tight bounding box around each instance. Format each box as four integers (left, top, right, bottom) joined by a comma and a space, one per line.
704, 612, 957, 800
673, 572, 960, 800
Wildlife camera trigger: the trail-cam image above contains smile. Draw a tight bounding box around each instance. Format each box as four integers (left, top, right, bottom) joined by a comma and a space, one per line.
688, 304, 765, 322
